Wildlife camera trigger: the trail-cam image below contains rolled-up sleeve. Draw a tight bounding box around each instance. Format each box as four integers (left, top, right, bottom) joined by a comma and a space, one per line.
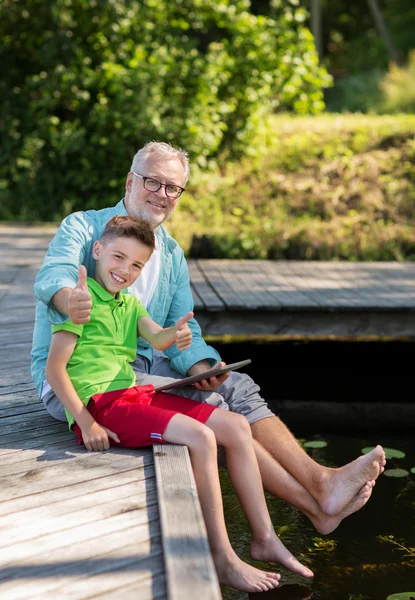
162, 253, 221, 375
34, 212, 92, 325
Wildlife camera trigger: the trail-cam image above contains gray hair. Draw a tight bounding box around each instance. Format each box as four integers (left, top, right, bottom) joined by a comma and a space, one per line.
130, 141, 190, 185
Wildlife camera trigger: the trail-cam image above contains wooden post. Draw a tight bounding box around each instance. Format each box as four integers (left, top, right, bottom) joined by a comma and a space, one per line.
366, 0, 403, 65
311, 0, 323, 61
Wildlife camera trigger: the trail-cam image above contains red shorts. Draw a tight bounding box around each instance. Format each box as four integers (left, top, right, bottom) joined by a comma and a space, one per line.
72, 384, 216, 448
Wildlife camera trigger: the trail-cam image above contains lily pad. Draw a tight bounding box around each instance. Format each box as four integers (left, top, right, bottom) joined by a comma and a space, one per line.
361, 446, 406, 460
386, 593, 415, 600
303, 440, 327, 449
410, 467, 415, 474
383, 468, 410, 478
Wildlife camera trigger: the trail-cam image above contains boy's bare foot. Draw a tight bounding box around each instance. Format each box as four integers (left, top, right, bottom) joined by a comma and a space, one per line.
250, 530, 314, 578
312, 480, 374, 535
317, 445, 385, 516
214, 553, 280, 593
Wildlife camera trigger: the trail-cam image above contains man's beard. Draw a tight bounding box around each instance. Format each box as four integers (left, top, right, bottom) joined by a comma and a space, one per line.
135, 204, 175, 229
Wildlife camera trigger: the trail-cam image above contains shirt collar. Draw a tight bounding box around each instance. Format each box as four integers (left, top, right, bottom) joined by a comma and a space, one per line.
87, 277, 125, 305
118, 198, 129, 215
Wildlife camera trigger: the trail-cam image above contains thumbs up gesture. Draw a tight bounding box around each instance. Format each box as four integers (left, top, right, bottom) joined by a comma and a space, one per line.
174, 311, 193, 351
68, 265, 92, 324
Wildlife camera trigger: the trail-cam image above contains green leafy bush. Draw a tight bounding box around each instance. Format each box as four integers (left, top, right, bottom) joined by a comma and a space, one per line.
380, 50, 415, 113
0, 0, 329, 221
166, 114, 415, 261
326, 52, 415, 115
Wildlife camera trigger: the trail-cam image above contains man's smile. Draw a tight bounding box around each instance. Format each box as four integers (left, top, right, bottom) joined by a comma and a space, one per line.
147, 199, 166, 210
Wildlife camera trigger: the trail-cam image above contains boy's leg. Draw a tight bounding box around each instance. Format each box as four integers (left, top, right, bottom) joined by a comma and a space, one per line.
161, 412, 280, 593
203, 409, 313, 578
135, 355, 386, 516
204, 370, 386, 516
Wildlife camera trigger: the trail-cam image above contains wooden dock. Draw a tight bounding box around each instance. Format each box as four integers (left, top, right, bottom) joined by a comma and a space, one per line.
1, 223, 414, 598
189, 259, 415, 339
0, 226, 221, 600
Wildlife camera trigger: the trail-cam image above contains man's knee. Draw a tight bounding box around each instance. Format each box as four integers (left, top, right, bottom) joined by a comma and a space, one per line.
41, 390, 67, 422
219, 371, 275, 424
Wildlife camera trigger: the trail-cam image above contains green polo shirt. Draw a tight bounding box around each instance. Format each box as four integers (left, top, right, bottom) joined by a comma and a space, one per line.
52, 277, 149, 428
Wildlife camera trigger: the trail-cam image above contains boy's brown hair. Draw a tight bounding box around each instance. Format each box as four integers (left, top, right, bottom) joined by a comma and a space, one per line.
100, 216, 155, 251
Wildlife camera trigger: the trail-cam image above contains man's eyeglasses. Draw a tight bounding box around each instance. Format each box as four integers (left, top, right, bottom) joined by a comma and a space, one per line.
131, 172, 185, 199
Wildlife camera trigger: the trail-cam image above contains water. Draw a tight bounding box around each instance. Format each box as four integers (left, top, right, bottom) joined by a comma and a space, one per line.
208, 340, 415, 600
219, 434, 415, 600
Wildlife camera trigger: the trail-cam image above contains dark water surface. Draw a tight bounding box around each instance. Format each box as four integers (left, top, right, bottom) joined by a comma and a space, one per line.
209, 340, 414, 600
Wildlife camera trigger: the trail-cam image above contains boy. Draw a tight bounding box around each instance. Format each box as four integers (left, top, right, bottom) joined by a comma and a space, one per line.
46, 216, 320, 591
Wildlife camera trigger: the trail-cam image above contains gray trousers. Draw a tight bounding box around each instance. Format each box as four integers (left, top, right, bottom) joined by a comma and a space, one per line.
41, 350, 274, 424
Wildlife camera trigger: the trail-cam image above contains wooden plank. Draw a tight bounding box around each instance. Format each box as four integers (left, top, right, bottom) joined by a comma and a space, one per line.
294, 262, 403, 308
0, 412, 63, 435
0, 404, 45, 419
0, 432, 74, 459
188, 259, 224, 311
0, 460, 153, 516
0, 449, 153, 503
203, 260, 282, 309
0, 480, 157, 548
0, 502, 159, 570
0, 423, 68, 447
90, 574, 166, 600
0, 329, 34, 345
251, 260, 323, 308
0, 509, 163, 598
0, 531, 165, 600
0, 371, 33, 387
12, 552, 164, 600
197, 260, 250, 308
0, 384, 36, 395
153, 444, 221, 600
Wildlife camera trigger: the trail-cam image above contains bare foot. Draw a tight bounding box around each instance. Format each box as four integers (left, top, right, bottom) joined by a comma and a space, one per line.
312, 480, 374, 535
317, 445, 385, 516
214, 553, 281, 593
250, 529, 314, 578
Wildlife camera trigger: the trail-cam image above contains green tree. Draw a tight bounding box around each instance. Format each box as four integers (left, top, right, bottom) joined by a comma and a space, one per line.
0, 0, 329, 220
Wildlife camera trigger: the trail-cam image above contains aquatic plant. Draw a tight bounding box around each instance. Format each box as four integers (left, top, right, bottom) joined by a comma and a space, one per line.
377, 535, 415, 566
308, 537, 337, 553
361, 447, 406, 460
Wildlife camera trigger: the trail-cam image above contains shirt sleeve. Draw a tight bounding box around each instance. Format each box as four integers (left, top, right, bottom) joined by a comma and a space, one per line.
159, 250, 221, 374
34, 211, 93, 325
52, 320, 84, 338
135, 299, 150, 321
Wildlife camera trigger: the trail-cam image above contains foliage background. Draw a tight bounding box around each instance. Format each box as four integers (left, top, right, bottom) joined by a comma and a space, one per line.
0, 0, 328, 221
0, 0, 414, 261
170, 113, 415, 261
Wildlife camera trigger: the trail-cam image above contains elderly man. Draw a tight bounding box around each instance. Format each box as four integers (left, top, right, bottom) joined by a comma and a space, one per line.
32, 141, 385, 533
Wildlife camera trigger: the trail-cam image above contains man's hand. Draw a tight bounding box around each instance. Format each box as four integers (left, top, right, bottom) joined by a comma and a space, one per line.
81, 421, 120, 451
188, 360, 230, 391
68, 265, 92, 324
175, 311, 193, 351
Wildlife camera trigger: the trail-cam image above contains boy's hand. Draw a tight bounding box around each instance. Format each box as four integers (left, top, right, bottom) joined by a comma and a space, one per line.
68, 265, 92, 324
174, 311, 193, 351
81, 421, 120, 451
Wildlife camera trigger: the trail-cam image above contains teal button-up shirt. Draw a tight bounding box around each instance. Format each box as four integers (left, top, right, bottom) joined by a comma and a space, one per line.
31, 200, 221, 398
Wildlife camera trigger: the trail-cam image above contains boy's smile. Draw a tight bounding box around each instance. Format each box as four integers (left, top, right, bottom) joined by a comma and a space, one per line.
92, 236, 153, 296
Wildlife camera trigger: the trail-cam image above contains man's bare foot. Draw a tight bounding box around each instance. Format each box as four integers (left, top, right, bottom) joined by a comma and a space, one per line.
317, 445, 385, 516
214, 553, 280, 592
312, 480, 374, 535
250, 529, 314, 578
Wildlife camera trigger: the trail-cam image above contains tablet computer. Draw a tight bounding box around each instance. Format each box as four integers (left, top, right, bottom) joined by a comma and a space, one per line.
153, 359, 252, 393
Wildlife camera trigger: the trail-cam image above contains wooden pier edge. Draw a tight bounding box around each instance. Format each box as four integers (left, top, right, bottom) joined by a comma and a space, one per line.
153, 444, 221, 600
